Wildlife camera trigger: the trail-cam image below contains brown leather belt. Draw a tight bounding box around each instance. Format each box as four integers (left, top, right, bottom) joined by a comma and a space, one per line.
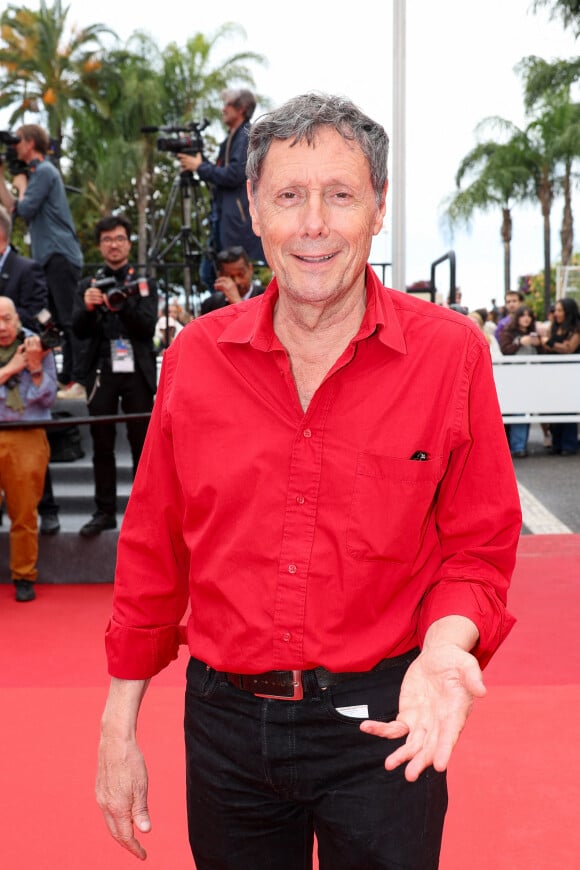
225, 648, 419, 701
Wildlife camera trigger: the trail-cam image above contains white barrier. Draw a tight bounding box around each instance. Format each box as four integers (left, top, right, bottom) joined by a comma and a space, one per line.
492, 355, 580, 423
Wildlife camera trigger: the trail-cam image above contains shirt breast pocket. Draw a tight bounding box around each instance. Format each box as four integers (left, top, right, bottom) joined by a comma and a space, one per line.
346, 452, 444, 563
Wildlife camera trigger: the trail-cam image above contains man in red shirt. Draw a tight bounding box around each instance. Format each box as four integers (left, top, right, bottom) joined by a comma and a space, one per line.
96, 93, 520, 869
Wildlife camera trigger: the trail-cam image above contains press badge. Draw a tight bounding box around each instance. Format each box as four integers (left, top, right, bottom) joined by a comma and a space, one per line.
111, 338, 135, 372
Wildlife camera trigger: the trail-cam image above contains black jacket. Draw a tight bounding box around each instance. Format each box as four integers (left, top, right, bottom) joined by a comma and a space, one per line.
72, 264, 158, 394
0, 246, 49, 331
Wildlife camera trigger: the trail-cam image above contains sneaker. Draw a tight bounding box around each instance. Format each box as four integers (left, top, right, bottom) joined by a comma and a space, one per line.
79, 511, 117, 537
57, 382, 87, 400
14, 580, 36, 602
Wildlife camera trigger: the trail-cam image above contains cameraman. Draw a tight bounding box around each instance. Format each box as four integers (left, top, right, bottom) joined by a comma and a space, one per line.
72, 215, 157, 537
0, 124, 85, 399
177, 88, 265, 279
0, 296, 57, 602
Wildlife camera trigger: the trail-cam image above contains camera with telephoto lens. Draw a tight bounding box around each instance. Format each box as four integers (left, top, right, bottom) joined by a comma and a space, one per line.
0, 130, 29, 177
93, 274, 146, 312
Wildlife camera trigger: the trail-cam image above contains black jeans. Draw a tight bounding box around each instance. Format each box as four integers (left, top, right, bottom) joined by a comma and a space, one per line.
86, 366, 153, 515
184, 652, 447, 870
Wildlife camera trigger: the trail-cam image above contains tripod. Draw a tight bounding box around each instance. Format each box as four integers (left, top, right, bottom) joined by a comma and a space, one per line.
147, 169, 215, 317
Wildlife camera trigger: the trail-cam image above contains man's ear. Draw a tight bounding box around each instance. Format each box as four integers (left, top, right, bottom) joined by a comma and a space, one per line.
247, 180, 262, 237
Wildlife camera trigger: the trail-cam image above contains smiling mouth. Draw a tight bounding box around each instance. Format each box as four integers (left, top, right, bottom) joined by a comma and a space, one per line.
295, 253, 335, 263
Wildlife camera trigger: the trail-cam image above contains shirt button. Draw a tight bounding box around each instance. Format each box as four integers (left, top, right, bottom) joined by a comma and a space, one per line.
282, 632, 292, 642
303, 428, 312, 438
288, 564, 297, 574
296, 495, 305, 505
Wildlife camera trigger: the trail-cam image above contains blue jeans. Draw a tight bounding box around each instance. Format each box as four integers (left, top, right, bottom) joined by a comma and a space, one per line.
184, 652, 447, 869
509, 423, 529, 453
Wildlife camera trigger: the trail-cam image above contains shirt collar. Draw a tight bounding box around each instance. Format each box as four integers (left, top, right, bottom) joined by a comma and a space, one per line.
0, 244, 11, 273
218, 264, 408, 355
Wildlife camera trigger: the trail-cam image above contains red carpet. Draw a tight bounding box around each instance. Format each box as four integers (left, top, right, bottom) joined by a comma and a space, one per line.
1, 535, 578, 869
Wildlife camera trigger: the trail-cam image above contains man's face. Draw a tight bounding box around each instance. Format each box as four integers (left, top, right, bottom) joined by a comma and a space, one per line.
248, 127, 386, 309
15, 130, 34, 163
99, 226, 131, 269
0, 300, 19, 346
221, 100, 245, 132
218, 258, 253, 294
505, 294, 520, 313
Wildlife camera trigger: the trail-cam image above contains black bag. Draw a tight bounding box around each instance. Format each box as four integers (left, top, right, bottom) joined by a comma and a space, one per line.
47, 411, 85, 462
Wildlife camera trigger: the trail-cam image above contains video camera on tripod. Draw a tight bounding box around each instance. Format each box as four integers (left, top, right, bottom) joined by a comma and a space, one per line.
0, 130, 29, 177
141, 119, 211, 158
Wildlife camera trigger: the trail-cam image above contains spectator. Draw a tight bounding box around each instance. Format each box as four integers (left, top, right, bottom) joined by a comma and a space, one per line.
494, 290, 524, 340
154, 313, 183, 353
0, 204, 60, 535
0, 124, 85, 399
167, 300, 191, 325
178, 88, 265, 286
72, 215, 157, 536
499, 304, 544, 457
0, 296, 57, 601
200, 245, 265, 314
468, 310, 501, 359
96, 92, 519, 869
542, 297, 580, 455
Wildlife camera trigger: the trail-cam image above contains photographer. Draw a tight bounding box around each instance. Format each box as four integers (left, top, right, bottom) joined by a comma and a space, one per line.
0, 124, 85, 399
201, 245, 265, 314
0, 203, 61, 535
72, 215, 157, 537
178, 88, 265, 276
0, 296, 57, 602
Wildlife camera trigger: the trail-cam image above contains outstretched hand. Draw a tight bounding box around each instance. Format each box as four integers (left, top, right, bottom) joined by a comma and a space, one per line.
96, 734, 152, 861
360, 639, 486, 782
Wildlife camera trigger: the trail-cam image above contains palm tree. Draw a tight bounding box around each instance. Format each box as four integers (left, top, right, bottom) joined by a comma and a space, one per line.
0, 0, 115, 148
532, 0, 580, 35
68, 26, 267, 290
517, 55, 580, 268
160, 23, 268, 127
443, 136, 533, 295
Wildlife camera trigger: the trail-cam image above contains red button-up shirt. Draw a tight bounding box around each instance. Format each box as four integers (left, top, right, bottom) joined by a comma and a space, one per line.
106, 267, 520, 679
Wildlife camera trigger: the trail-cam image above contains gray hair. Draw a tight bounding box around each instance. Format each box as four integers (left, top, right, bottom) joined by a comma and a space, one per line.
246, 92, 389, 204
221, 88, 257, 122
0, 205, 12, 242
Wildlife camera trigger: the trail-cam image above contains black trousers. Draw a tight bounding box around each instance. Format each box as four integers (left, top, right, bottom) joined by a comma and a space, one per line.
185, 651, 448, 870
86, 366, 153, 515
44, 253, 83, 384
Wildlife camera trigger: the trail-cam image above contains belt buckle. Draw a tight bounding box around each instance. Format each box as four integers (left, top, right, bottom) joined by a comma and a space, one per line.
254, 670, 304, 701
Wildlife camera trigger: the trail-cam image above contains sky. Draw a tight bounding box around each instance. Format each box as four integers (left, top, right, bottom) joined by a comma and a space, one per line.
4, 0, 580, 310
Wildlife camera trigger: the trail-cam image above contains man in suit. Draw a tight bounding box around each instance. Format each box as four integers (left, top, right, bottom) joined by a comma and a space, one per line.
0, 205, 48, 330
0, 204, 61, 536
201, 245, 264, 314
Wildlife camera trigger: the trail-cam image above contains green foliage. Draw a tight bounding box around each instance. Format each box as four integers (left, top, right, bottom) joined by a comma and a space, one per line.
0, 4, 267, 289
517, 270, 555, 318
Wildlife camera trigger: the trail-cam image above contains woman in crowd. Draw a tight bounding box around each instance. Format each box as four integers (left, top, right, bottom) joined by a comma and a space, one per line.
499, 304, 544, 457
542, 297, 580, 456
